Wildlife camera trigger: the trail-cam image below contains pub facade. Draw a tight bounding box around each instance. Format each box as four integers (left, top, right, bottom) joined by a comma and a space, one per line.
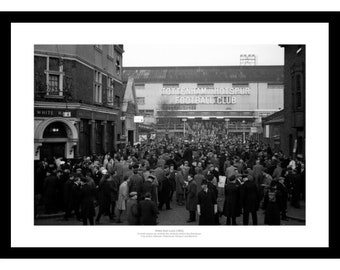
34, 45, 125, 162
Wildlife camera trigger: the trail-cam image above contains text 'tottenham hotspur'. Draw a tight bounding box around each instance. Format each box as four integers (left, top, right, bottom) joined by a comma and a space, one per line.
161, 87, 251, 104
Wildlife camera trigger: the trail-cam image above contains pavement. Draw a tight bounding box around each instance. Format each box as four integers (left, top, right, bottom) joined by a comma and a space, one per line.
35, 193, 305, 225
286, 200, 305, 222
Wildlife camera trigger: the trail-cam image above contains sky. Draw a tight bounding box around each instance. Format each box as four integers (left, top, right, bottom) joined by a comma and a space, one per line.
123, 44, 284, 67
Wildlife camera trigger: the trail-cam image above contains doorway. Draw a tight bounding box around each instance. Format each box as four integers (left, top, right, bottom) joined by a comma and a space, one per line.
40, 142, 66, 163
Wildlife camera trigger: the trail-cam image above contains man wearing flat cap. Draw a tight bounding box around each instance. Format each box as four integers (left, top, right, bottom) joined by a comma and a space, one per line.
126, 191, 139, 225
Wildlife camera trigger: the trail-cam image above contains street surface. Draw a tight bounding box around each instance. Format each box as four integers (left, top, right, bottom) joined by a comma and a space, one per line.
35, 192, 304, 226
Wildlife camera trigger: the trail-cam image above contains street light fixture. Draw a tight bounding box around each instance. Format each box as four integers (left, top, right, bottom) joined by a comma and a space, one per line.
225, 118, 230, 139
242, 120, 246, 143
182, 118, 187, 139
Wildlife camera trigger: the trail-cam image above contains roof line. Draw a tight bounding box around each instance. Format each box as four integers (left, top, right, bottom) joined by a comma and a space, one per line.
123, 65, 283, 69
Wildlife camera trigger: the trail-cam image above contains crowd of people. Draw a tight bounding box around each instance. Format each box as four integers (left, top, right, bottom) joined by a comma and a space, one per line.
34, 136, 305, 226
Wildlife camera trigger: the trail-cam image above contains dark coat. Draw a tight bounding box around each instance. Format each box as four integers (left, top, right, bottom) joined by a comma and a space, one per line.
138, 199, 158, 225
169, 171, 176, 191
186, 180, 198, 211
197, 189, 217, 225
159, 176, 172, 198
175, 172, 185, 195
183, 147, 193, 164
126, 198, 139, 225
240, 180, 260, 213
97, 176, 115, 214
43, 174, 58, 212
80, 183, 96, 218
63, 179, 74, 209
223, 182, 241, 217
141, 180, 157, 202
263, 189, 282, 225
128, 173, 144, 195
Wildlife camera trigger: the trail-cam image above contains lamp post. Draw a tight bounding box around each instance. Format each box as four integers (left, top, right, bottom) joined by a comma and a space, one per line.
242, 120, 246, 143
182, 118, 187, 139
225, 118, 230, 139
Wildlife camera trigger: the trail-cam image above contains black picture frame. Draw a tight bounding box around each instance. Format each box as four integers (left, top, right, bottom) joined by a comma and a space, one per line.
3, 11, 336, 259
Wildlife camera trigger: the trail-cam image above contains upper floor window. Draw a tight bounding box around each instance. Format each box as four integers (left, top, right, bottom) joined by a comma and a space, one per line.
116, 55, 121, 75
114, 95, 120, 107
107, 77, 114, 106
45, 57, 64, 97
108, 45, 114, 60
94, 70, 102, 103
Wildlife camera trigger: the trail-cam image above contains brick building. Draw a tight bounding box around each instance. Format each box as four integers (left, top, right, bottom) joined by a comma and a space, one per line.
262, 45, 305, 158
34, 45, 125, 161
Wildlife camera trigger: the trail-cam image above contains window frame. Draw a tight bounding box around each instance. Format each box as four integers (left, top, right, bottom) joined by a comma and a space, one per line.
94, 70, 103, 104
107, 76, 114, 106
44, 56, 64, 97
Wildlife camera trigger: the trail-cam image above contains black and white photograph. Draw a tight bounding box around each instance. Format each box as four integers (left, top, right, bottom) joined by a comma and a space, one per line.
8, 18, 331, 254
32, 44, 306, 228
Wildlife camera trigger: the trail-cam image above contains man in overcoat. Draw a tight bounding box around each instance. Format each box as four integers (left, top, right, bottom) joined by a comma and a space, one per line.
79, 175, 96, 225
223, 175, 241, 225
126, 191, 139, 225
186, 174, 198, 223
138, 192, 158, 225
197, 180, 217, 225
240, 175, 260, 225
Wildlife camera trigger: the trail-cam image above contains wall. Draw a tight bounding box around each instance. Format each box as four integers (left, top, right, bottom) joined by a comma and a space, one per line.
136, 82, 283, 113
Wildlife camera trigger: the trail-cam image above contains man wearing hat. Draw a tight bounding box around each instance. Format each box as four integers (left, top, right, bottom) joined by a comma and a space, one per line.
42, 164, 58, 214
128, 164, 144, 200
185, 174, 198, 223
240, 174, 260, 225
138, 192, 158, 225
126, 191, 139, 225
141, 175, 157, 203
63, 173, 76, 221
222, 175, 241, 225
197, 179, 217, 225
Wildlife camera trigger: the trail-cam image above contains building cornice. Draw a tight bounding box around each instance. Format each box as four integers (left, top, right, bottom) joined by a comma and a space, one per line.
34, 101, 120, 115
